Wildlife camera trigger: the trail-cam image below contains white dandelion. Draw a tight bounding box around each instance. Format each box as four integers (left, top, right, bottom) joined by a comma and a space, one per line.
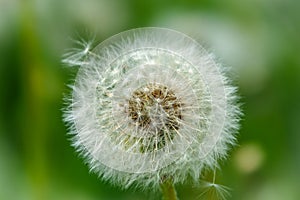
63, 27, 241, 193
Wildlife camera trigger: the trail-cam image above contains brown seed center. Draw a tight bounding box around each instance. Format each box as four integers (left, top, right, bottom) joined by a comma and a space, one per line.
127, 83, 182, 134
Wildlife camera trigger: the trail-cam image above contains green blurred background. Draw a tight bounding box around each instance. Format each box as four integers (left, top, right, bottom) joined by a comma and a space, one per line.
0, 0, 299, 199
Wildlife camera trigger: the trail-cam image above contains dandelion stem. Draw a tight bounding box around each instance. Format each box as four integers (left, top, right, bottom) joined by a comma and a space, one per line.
160, 177, 178, 200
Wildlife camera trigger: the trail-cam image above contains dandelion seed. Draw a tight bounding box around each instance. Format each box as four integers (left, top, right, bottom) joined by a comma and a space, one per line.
198, 169, 231, 200
198, 181, 231, 200
63, 27, 241, 190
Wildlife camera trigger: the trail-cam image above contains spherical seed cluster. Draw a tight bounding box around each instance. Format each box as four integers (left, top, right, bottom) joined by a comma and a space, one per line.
63, 28, 241, 190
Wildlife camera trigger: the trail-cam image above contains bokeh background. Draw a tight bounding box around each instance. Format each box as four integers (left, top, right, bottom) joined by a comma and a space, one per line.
1, 0, 299, 199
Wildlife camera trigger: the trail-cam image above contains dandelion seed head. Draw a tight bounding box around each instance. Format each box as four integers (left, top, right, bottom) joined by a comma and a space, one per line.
63, 27, 241, 189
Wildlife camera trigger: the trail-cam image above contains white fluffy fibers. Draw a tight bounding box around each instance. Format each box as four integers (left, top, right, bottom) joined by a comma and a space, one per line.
63, 27, 241, 190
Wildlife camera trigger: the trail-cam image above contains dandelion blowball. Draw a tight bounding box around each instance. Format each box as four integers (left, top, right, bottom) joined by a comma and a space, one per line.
63, 28, 241, 189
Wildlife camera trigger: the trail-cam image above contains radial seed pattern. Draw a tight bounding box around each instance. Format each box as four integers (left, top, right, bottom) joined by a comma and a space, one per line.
63, 28, 241, 189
